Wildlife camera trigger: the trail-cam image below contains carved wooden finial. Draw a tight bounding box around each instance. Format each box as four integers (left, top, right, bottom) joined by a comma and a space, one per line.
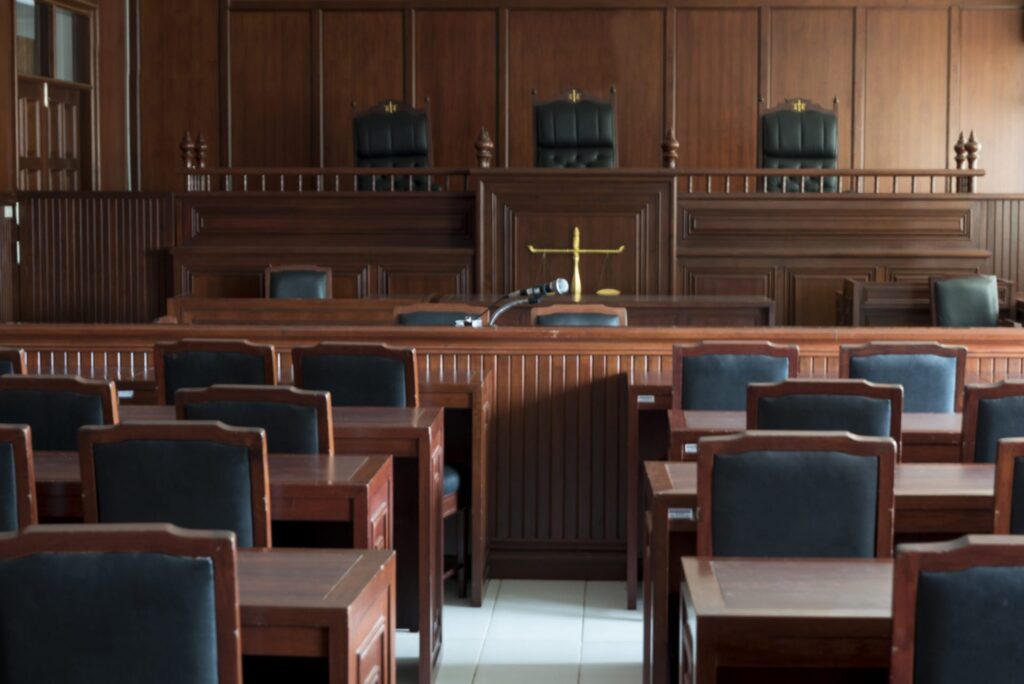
476, 128, 495, 169
954, 131, 967, 170
662, 128, 680, 169
966, 131, 980, 169
195, 133, 208, 170
180, 131, 196, 170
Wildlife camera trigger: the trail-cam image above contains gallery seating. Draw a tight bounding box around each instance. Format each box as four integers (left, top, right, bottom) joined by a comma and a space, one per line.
671, 341, 799, 410
0, 425, 36, 531
0, 375, 118, 451
264, 265, 332, 300
993, 438, 1024, 534
155, 339, 277, 404
961, 381, 1024, 463
839, 342, 966, 413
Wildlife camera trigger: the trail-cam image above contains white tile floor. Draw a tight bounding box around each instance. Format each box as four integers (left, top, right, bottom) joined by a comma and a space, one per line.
397, 580, 643, 684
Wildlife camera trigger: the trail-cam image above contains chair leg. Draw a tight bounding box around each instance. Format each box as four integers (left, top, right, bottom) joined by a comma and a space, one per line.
457, 508, 468, 598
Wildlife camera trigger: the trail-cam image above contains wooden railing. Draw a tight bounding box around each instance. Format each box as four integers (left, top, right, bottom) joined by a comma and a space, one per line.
669, 168, 984, 195
181, 166, 474, 193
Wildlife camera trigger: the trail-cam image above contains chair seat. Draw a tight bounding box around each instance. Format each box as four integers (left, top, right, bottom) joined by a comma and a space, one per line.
443, 465, 461, 496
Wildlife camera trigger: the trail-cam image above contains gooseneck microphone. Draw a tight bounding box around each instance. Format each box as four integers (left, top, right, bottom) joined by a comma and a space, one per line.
510, 278, 570, 299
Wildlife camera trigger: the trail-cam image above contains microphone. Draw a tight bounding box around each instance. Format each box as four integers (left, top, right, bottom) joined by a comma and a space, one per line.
511, 278, 570, 299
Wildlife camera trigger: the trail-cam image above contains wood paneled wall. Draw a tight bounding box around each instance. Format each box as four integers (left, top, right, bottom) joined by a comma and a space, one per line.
0, 206, 15, 322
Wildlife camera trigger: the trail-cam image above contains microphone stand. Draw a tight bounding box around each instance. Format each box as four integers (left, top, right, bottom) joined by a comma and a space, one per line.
487, 296, 535, 327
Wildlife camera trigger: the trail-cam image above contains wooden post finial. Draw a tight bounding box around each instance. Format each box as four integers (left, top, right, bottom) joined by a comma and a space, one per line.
954, 131, 967, 170
662, 128, 680, 169
476, 128, 495, 169
180, 131, 196, 170
195, 133, 208, 170
966, 131, 981, 193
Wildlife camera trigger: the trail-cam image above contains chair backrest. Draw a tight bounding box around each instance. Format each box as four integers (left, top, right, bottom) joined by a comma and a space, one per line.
890, 535, 1024, 683
671, 341, 799, 411
0, 425, 36, 531
696, 431, 895, 558
155, 339, 277, 405
759, 98, 839, 192
176, 385, 333, 455
353, 100, 431, 169
747, 379, 903, 451
931, 275, 1000, 327
531, 304, 627, 327
993, 438, 1024, 534
0, 523, 241, 684
0, 348, 26, 376
0, 375, 118, 451
839, 342, 967, 413
79, 422, 270, 548
962, 381, 1024, 463
534, 89, 617, 168
393, 303, 490, 327
264, 265, 332, 300
292, 342, 418, 407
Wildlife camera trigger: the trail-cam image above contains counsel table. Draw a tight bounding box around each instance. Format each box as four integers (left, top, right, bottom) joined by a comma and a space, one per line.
643, 461, 995, 684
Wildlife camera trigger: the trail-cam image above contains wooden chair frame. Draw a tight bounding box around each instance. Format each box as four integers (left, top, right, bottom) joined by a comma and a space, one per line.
530, 304, 628, 327
0, 522, 242, 684
746, 379, 904, 454
993, 437, 1024, 533
838, 341, 967, 412
0, 348, 27, 375
671, 341, 800, 411
392, 303, 490, 326
961, 380, 1024, 462
291, 342, 419, 408
696, 430, 896, 558
532, 87, 619, 168
929, 275, 1016, 326
890, 534, 1024, 682
175, 384, 334, 455
0, 374, 119, 426
78, 422, 271, 548
0, 425, 37, 529
154, 338, 277, 405
263, 264, 333, 299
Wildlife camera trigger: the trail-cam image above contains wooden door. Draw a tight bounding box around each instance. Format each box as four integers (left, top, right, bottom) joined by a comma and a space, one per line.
45, 84, 88, 190
16, 81, 46, 190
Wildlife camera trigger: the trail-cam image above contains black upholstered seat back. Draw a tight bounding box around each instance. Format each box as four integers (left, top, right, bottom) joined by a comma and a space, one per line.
535, 312, 621, 327
913, 565, 1024, 682
535, 99, 616, 168
973, 395, 1024, 463
682, 355, 791, 411
711, 449, 879, 557
354, 108, 430, 168
0, 360, 15, 376
0, 550, 219, 683
182, 400, 320, 455
162, 351, 269, 404
933, 275, 999, 327
268, 270, 330, 300
849, 354, 958, 413
398, 311, 473, 326
299, 354, 409, 407
756, 394, 893, 437
91, 439, 256, 546
0, 389, 106, 451
761, 108, 838, 192
1010, 457, 1024, 534
0, 442, 16, 533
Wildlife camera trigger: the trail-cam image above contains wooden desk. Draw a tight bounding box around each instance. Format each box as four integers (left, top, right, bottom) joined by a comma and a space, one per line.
643, 461, 994, 684
680, 557, 892, 684
240, 547, 396, 684
117, 403, 444, 682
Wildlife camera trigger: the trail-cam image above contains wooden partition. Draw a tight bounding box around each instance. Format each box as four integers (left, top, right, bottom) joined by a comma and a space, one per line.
4, 323, 1024, 576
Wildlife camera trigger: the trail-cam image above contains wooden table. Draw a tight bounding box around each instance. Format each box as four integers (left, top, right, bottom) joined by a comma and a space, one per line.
116, 403, 444, 683
643, 461, 994, 684
680, 557, 892, 684
240, 547, 397, 684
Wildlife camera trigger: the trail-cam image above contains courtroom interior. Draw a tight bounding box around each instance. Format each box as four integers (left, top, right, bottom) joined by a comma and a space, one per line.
1, 0, 1024, 682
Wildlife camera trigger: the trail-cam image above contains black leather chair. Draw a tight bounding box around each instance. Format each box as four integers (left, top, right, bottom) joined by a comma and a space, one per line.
0, 375, 118, 451
155, 339, 277, 405
353, 100, 432, 191
0, 524, 242, 684
176, 385, 333, 455
264, 265, 332, 300
0, 425, 35, 532
760, 98, 839, 192
394, 304, 490, 327
672, 341, 800, 411
0, 348, 26, 376
931, 275, 1001, 327
890, 536, 1024, 683
839, 342, 967, 413
79, 422, 271, 548
534, 89, 617, 168
531, 305, 627, 327
962, 381, 1024, 463
696, 431, 895, 558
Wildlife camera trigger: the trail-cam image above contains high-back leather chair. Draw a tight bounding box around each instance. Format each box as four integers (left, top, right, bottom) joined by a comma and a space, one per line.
0, 524, 242, 684
394, 304, 490, 327
696, 431, 895, 558
961, 381, 1024, 463
0, 348, 26, 376
531, 304, 626, 327
760, 98, 839, 192
264, 265, 332, 300
80, 422, 271, 548
353, 100, 432, 191
534, 88, 617, 168
839, 342, 967, 413
672, 341, 799, 411
0, 425, 36, 531
155, 339, 277, 405
0, 375, 118, 451
890, 536, 1024, 683
931, 275, 1001, 327
177, 385, 333, 455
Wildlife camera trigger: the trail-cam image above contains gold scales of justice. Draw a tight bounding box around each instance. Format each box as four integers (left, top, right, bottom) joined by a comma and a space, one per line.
527, 226, 626, 302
